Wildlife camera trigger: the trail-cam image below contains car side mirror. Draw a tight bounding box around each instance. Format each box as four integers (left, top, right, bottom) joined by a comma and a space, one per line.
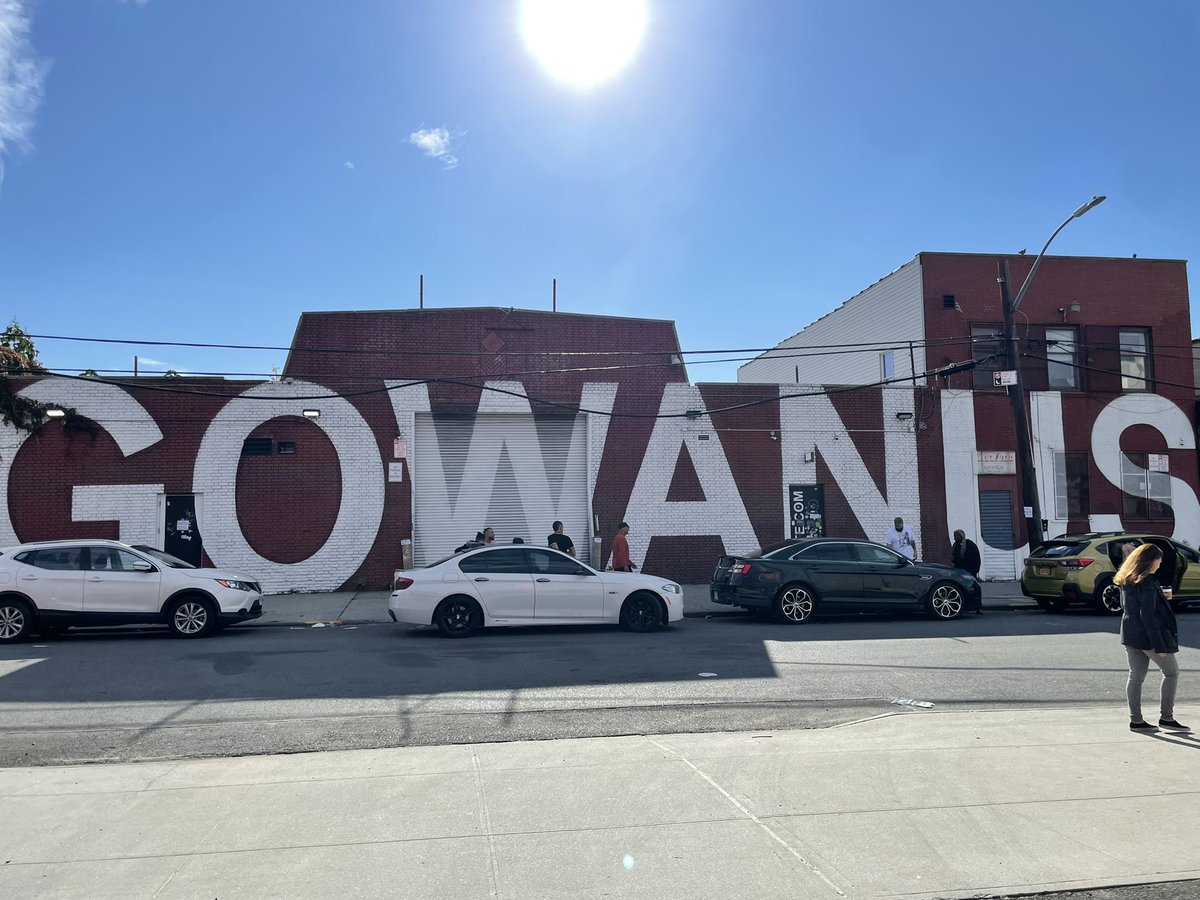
132, 560, 154, 573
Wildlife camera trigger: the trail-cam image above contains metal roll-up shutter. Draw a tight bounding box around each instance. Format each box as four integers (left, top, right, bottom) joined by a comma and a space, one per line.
979, 489, 1016, 579
412, 412, 591, 566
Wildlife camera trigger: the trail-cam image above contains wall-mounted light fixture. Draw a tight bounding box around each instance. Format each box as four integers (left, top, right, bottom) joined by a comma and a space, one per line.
1058, 300, 1082, 321
45, 407, 66, 419
769, 430, 778, 441
895, 411, 914, 421
302, 409, 321, 419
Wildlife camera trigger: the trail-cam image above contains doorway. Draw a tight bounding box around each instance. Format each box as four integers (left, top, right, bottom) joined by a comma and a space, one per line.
165, 494, 203, 567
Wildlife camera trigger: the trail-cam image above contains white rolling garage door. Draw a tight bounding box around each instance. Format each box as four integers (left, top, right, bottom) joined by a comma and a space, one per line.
412, 413, 592, 566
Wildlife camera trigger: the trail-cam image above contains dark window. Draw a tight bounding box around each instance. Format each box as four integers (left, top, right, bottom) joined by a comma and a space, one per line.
458, 549, 530, 574
87, 547, 152, 572
943, 294, 957, 310
801, 542, 855, 561
1045, 327, 1079, 390
241, 437, 273, 456
1053, 452, 1090, 518
854, 544, 904, 565
277, 441, 296, 455
1119, 329, 1152, 390
19, 547, 85, 570
1121, 453, 1171, 520
971, 325, 1004, 389
526, 549, 590, 576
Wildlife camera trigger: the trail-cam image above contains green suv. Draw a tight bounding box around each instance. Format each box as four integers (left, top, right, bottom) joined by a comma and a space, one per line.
1021, 532, 1200, 614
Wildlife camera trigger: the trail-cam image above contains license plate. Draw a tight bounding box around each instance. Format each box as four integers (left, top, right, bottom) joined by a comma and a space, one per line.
1036, 566, 1052, 576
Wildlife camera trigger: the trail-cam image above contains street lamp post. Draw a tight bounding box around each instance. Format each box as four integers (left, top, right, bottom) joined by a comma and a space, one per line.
998, 196, 1106, 552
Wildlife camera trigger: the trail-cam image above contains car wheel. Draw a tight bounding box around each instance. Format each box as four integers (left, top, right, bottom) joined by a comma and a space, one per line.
167, 596, 218, 638
0, 598, 33, 643
927, 582, 965, 620
1092, 577, 1123, 616
775, 584, 815, 623
621, 593, 664, 632
434, 596, 483, 638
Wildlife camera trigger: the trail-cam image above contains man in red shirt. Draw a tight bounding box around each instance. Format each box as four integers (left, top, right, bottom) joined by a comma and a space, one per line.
611, 522, 637, 572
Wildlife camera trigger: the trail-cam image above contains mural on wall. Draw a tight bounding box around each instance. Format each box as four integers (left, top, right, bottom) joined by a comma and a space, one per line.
3, 376, 1198, 589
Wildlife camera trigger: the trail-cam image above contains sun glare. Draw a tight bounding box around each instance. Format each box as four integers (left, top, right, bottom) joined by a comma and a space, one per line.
519, 0, 648, 89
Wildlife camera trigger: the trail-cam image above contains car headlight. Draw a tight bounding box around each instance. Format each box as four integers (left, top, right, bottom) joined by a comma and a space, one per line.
661, 584, 681, 594
215, 579, 254, 591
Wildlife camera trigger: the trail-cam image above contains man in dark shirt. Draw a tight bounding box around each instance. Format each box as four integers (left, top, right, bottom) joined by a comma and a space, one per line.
951, 528, 984, 615
547, 520, 575, 556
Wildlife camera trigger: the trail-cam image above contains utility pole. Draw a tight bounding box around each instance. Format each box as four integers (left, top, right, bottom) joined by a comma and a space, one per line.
995, 195, 1106, 553
998, 260, 1044, 550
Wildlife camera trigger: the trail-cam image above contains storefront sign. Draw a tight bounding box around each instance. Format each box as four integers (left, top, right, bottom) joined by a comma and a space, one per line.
977, 451, 1016, 475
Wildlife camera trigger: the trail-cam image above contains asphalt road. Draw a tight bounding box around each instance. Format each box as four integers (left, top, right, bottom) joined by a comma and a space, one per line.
1, 608, 1198, 767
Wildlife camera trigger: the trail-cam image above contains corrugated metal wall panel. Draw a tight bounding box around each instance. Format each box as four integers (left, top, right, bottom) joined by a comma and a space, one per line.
412, 413, 591, 566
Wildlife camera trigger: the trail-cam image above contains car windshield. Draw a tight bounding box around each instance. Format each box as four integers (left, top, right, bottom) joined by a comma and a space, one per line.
1032, 541, 1090, 559
130, 545, 196, 569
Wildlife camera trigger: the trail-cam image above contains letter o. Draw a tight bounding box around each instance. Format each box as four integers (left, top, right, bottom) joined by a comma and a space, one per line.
193, 381, 384, 592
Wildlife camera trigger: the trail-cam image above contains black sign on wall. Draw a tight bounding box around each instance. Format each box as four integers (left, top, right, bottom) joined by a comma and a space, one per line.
789, 484, 825, 540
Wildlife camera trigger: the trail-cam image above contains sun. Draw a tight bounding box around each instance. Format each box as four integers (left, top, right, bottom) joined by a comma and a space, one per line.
519, 0, 648, 89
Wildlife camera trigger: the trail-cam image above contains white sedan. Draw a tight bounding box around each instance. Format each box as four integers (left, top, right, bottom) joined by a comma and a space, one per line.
389, 546, 684, 637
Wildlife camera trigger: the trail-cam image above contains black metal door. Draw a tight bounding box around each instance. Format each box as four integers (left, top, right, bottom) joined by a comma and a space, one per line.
165, 495, 203, 567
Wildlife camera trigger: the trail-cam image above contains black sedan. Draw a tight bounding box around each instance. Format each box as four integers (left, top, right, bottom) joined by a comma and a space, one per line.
710, 539, 982, 622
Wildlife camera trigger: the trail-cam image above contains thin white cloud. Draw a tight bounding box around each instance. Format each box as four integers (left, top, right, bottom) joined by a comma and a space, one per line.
120, 0, 152, 8
344, 160, 355, 171
0, 0, 47, 188
408, 127, 459, 170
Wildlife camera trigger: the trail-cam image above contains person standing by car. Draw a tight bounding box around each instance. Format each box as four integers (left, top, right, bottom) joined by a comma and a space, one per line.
1117, 543, 1187, 732
611, 522, 637, 572
951, 529, 984, 615
883, 517, 917, 559
547, 521, 576, 556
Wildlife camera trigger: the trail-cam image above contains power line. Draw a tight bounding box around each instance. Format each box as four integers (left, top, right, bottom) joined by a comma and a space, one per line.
24, 331, 984, 359
20, 360, 981, 420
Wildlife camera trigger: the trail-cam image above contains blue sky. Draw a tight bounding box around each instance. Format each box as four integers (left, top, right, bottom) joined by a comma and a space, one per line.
1, 0, 1197, 382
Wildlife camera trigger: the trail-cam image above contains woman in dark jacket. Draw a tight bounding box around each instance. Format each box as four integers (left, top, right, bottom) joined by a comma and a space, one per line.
1116, 543, 1185, 732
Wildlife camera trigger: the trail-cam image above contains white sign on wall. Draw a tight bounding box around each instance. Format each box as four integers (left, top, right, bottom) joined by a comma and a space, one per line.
977, 450, 1016, 475
992, 370, 1017, 387
1149, 453, 1170, 473
388, 463, 405, 483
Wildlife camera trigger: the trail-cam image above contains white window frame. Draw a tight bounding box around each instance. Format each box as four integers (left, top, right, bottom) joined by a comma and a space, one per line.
1045, 327, 1078, 390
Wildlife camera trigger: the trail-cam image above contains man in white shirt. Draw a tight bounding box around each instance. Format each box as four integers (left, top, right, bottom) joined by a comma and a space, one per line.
883, 517, 917, 558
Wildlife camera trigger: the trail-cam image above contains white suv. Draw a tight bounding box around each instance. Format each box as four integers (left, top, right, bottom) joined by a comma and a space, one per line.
0, 539, 263, 642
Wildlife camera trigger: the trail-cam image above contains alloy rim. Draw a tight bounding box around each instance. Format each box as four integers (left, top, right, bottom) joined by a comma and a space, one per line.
442, 601, 474, 633
1101, 583, 1123, 613
932, 585, 963, 618
629, 597, 657, 629
780, 588, 813, 622
174, 602, 208, 634
0, 606, 24, 639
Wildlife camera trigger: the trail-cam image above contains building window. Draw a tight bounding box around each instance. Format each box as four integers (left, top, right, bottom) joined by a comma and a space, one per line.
1120, 452, 1171, 520
1053, 452, 1089, 518
241, 437, 273, 457
1119, 328, 1151, 390
942, 294, 957, 310
880, 351, 895, 381
1045, 327, 1079, 390
277, 441, 296, 455
971, 325, 1003, 389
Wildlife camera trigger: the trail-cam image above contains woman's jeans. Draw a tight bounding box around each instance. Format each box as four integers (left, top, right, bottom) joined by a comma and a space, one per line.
1126, 647, 1178, 721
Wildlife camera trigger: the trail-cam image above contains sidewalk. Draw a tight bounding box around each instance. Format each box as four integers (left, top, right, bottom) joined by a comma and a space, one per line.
255, 582, 1035, 627
2, 706, 1196, 899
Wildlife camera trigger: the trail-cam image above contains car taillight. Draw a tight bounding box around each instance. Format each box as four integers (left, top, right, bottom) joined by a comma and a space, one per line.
1059, 558, 1094, 569
394, 577, 414, 590
734, 564, 752, 576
